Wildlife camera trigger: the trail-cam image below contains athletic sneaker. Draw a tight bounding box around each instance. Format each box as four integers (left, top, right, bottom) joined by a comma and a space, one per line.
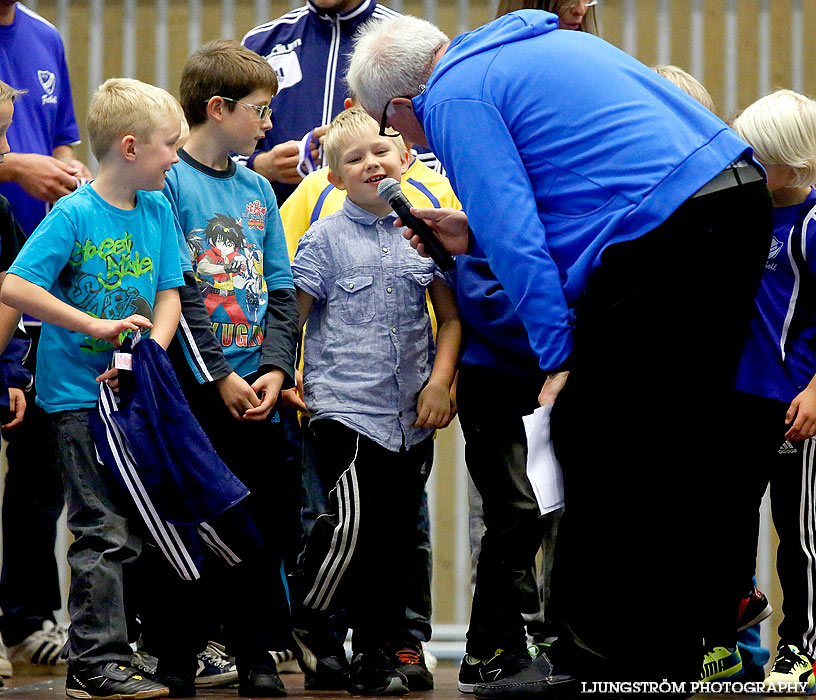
700, 646, 744, 682
763, 644, 816, 694
7, 620, 68, 673
236, 657, 287, 698
132, 642, 238, 689
389, 640, 434, 690
194, 641, 238, 688
65, 661, 169, 699
458, 648, 534, 693
348, 650, 409, 696
737, 586, 773, 632
0, 634, 13, 678
292, 627, 349, 690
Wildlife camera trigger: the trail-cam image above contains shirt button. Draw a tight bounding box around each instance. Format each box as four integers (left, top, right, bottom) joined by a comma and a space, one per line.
420, 276, 427, 283
348, 283, 354, 289
382, 246, 389, 254
396, 366, 400, 374
378, 219, 385, 225
391, 327, 397, 333
386, 287, 392, 293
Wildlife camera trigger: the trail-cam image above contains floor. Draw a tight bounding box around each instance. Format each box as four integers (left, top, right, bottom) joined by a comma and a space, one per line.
0, 663, 805, 700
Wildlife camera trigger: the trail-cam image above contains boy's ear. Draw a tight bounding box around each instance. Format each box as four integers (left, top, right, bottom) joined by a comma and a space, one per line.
400, 148, 410, 175
327, 169, 346, 191
120, 134, 138, 161
207, 96, 226, 122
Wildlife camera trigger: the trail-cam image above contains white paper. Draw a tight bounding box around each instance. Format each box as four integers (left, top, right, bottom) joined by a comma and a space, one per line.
522, 405, 565, 516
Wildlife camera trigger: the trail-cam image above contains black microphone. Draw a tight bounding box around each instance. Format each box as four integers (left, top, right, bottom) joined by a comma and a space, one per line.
377, 178, 455, 271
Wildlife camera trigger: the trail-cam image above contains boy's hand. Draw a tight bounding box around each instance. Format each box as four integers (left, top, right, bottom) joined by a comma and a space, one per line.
2, 387, 26, 430
215, 371, 261, 419
243, 369, 285, 421
416, 380, 454, 429
786, 386, 816, 441
88, 314, 152, 348
95, 367, 120, 391
538, 371, 569, 406
280, 370, 308, 412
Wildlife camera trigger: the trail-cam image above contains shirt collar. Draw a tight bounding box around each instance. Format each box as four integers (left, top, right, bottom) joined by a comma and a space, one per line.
306, 0, 376, 23
342, 196, 398, 226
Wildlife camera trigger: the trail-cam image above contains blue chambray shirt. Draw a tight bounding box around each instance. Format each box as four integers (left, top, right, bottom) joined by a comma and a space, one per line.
292, 198, 445, 451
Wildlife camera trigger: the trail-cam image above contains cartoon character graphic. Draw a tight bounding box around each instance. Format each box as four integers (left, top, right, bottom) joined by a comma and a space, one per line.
195, 214, 251, 326
232, 246, 267, 325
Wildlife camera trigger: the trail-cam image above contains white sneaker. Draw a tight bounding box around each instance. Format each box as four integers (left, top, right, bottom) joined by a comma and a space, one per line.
423, 643, 438, 671
195, 641, 238, 688
0, 635, 13, 678
7, 620, 68, 674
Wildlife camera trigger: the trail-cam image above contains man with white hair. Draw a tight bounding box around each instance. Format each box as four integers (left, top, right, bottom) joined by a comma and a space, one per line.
348, 11, 773, 696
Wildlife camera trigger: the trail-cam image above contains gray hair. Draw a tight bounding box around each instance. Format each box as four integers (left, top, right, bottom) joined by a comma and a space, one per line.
347, 15, 449, 114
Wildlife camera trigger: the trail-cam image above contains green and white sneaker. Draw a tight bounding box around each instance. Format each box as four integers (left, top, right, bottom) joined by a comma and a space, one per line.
763, 644, 816, 695
700, 646, 743, 682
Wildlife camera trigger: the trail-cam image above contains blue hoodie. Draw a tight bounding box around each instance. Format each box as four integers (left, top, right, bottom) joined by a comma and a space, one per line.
414, 10, 751, 371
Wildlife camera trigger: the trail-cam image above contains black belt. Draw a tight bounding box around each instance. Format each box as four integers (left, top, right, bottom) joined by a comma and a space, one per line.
691, 156, 765, 199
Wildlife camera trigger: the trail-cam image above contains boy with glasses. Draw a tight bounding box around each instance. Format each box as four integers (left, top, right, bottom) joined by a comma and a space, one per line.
148, 39, 299, 697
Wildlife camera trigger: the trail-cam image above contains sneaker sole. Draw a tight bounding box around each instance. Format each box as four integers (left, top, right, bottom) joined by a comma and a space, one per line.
349, 677, 409, 696
0, 658, 12, 678
194, 670, 239, 687
458, 681, 477, 693
66, 688, 170, 700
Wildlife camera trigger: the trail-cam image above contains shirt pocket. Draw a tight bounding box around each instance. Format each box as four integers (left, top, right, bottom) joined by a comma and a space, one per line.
335, 274, 376, 324
402, 270, 434, 314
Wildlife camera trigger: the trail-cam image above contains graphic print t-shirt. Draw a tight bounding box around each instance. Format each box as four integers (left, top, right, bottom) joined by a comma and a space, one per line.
162, 150, 293, 380
8, 185, 184, 412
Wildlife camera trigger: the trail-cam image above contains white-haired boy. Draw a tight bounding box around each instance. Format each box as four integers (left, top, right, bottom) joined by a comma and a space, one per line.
291, 107, 459, 696
731, 88, 816, 694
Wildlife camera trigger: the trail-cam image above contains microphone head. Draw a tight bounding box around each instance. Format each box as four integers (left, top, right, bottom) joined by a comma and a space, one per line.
377, 177, 401, 202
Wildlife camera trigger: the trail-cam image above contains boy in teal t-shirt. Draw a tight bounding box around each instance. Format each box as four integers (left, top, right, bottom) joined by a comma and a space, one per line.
2, 78, 185, 700
152, 40, 298, 698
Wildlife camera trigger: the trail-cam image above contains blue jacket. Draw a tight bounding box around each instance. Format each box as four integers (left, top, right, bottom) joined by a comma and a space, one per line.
242, 0, 399, 204
415, 10, 751, 371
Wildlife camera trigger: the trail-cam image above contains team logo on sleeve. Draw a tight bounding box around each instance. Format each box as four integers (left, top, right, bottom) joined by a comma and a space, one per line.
37, 70, 58, 105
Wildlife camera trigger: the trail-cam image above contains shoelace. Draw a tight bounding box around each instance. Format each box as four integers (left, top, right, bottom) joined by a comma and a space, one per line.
199, 646, 233, 670
773, 647, 807, 674
394, 649, 421, 665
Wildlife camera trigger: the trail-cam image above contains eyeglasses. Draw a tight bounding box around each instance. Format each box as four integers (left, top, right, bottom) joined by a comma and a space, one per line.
557, 0, 598, 8
220, 96, 272, 121
379, 97, 411, 138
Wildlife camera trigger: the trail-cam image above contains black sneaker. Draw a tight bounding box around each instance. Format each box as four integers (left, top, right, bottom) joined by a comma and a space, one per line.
389, 641, 434, 690
737, 586, 773, 632
458, 648, 533, 693
474, 650, 578, 698
292, 627, 349, 690
66, 662, 170, 699
348, 650, 409, 696
236, 657, 287, 698
158, 673, 195, 698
